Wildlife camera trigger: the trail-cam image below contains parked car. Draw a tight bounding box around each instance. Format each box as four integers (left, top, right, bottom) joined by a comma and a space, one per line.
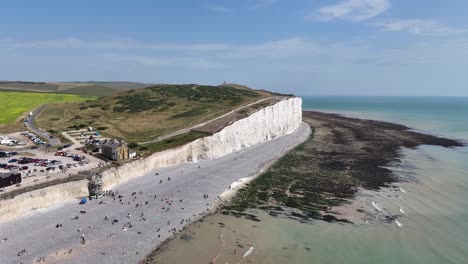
31, 146, 38, 149
8, 159, 18, 163
6, 165, 18, 170
0, 163, 7, 168
73, 156, 84, 162
19, 166, 29, 171
63, 143, 72, 148
18, 158, 32, 164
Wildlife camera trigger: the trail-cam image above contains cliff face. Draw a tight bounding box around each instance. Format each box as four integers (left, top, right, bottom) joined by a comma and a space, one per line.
0, 97, 302, 223
0, 180, 89, 223
101, 97, 302, 189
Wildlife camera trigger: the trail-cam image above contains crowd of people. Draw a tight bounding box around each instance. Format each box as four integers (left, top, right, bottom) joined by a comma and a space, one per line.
17, 171, 215, 263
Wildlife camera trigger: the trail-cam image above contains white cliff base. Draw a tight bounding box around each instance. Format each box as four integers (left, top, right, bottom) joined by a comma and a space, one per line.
0, 180, 89, 223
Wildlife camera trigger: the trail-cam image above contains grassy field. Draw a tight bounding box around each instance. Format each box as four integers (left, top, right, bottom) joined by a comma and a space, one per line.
0, 91, 95, 124
36, 84, 274, 143
0, 81, 150, 96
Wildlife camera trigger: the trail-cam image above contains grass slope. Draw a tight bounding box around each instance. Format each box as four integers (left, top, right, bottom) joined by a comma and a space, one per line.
141, 131, 210, 154
36, 84, 273, 143
56, 85, 123, 97
0, 81, 151, 97
0, 91, 95, 124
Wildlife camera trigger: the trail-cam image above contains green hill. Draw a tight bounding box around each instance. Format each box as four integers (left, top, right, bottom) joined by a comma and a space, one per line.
36, 84, 274, 143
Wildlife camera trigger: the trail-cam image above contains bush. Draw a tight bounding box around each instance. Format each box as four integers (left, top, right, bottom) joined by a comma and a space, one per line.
113, 106, 126, 112
128, 143, 139, 149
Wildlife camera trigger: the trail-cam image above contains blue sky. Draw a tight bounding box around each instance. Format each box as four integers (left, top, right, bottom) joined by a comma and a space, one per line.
1, 0, 468, 96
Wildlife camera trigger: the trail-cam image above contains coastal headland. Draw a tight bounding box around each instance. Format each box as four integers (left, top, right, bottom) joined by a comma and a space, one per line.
0, 91, 306, 264
1, 87, 464, 264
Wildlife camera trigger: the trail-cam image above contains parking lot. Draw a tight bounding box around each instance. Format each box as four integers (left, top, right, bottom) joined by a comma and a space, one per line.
0, 146, 103, 193
0, 132, 35, 150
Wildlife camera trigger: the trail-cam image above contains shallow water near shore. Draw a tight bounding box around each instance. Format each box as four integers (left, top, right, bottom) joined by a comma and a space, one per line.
150, 96, 468, 264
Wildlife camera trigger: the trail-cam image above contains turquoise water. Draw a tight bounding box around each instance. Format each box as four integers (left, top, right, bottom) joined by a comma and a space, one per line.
156, 97, 468, 264
297, 96, 468, 263
302, 96, 468, 140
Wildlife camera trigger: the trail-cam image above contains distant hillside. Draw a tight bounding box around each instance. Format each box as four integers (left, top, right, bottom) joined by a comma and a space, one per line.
0, 81, 151, 96
36, 84, 275, 143
55, 85, 124, 97
65, 81, 150, 90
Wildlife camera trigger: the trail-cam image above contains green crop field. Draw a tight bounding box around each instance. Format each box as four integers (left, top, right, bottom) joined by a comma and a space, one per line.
0, 91, 95, 124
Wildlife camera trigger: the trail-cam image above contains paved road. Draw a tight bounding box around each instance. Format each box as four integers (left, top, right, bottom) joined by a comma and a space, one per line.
139, 97, 277, 145
0, 123, 310, 264
24, 104, 61, 146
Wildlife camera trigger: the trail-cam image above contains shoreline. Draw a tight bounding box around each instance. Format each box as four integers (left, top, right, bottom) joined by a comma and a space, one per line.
141, 123, 312, 260
143, 111, 465, 263
303, 108, 467, 145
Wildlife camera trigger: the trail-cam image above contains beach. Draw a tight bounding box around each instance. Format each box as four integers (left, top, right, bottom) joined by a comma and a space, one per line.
145, 100, 468, 264
0, 123, 310, 264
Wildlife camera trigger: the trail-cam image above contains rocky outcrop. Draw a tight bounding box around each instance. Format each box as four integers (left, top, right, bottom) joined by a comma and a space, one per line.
101, 97, 302, 189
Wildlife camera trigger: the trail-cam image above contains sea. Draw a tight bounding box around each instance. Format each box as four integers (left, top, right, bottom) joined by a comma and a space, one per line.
151, 96, 468, 264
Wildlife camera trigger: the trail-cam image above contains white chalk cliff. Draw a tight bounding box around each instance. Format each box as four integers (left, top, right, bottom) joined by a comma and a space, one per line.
0, 97, 302, 222
0, 180, 89, 222
101, 97, 302, 189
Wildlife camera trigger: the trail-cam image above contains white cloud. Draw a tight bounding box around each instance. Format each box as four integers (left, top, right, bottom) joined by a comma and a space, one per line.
223, 38, 313, 58
313, 0, 390, 22
0, 38, 229, 52
374, 19, 467, 36
103, 54, 224, 70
